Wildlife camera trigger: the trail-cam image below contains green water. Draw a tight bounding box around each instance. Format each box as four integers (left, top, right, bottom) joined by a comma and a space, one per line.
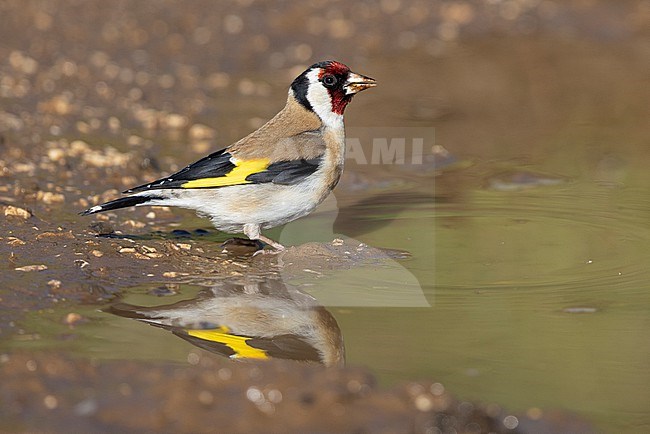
14, 162, 650, 432
8, 34, 650, 432
336, 177, 650, 433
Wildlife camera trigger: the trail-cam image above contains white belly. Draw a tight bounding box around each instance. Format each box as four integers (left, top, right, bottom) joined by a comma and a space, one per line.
150, 166, 337, 233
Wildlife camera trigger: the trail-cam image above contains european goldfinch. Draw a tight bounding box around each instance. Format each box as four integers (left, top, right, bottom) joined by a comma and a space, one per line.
106, 278, 345, 366
81, 61, 376, 251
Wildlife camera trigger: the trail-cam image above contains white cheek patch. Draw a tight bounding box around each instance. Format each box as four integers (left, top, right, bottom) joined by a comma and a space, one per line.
305, 69, 343, 129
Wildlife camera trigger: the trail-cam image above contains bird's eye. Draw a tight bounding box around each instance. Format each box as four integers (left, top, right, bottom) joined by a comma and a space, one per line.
322, 74, 337, 87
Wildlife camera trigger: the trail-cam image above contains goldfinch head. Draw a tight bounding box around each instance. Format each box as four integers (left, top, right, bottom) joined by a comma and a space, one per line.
290, 60, 376, 127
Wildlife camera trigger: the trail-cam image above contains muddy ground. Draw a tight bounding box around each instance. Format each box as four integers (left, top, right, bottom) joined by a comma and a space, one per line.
2, 0, 644, 432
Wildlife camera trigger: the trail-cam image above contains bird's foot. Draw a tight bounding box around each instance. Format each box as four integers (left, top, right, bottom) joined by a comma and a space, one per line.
252, 235, 286, 256
257, 235, 285, 251
252, 248, 284, 257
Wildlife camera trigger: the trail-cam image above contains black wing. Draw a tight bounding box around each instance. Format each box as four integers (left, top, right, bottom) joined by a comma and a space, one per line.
245, 158, 322, 185
126, 149, 235, 192
126, 148, 322, 192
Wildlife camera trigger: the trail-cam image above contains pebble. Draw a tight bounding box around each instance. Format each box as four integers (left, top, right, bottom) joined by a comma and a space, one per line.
63, 312, 84, 326
47, 279, 62, 288
162, 113, 188, 129
7, 237, 26, 246
189, 123, 216, 140
162, 271, 188, 278
563, 307, 597, 314
73, 398, 98, 416
413, 394, 434, 412
43, 395, 58, 410
37, 191, 65, 204
197, 390, 214, 405
4, 205, 31, 219
88, 221, 114, 235
47, 148, 66, 162
36, 231, 75, 240
122, 219, 146, 229
15, 264, 48, 272
503, 415, 519, 429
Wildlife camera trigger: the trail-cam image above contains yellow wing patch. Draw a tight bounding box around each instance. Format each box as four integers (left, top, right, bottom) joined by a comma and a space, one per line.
181, 158, 270, 189
187, 326, 268, 359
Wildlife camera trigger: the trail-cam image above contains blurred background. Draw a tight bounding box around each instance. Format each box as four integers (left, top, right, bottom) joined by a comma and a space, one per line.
1, 1, 649, 433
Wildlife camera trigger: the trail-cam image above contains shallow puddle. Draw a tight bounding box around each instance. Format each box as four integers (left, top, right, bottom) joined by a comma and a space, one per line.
12, 163, 650, 432
2, 3, 649, 431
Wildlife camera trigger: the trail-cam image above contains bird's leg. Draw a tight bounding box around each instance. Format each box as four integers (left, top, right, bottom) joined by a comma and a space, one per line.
244, 223, 286, 254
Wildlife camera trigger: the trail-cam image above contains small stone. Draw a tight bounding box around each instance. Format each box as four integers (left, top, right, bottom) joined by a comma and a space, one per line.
74, 398, 98, 416
118, 247, 136, 253
503, 415, 519, 429
414, 394, 434, 412
162, 113, 188, 129
331, 238, 344, 246
90, 250, 104, 257
36, 231, 75, 240
563, 307, 597, 314
122, 219, 146, 229
43, 395, 58, 410
148, 285, 178, 296
47, 148, 66, 162
176, 243, 191, 250
198, 390, 214, 405
189, 123, 216, 140
162, 271, 188, 278
7, 237, 26, 246
4, 205, 31, 219
47, 279, 62, 288
63, 312, 84, 326
88, 221, 114, 235
430, 383, 445, 396
191, 140, 211, 153
38, 191, 65, 204
15, 264, 48, 272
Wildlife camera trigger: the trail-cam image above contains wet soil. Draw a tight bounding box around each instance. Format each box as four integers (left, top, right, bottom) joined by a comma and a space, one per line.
1, 351, 597, 434
2, 0, 646, 432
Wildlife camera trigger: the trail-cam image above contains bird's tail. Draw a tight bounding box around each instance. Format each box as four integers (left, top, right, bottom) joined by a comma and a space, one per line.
79, 194, 162, 216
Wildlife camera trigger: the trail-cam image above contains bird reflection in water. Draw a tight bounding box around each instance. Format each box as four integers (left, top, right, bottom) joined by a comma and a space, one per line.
106, 277, 345, 367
